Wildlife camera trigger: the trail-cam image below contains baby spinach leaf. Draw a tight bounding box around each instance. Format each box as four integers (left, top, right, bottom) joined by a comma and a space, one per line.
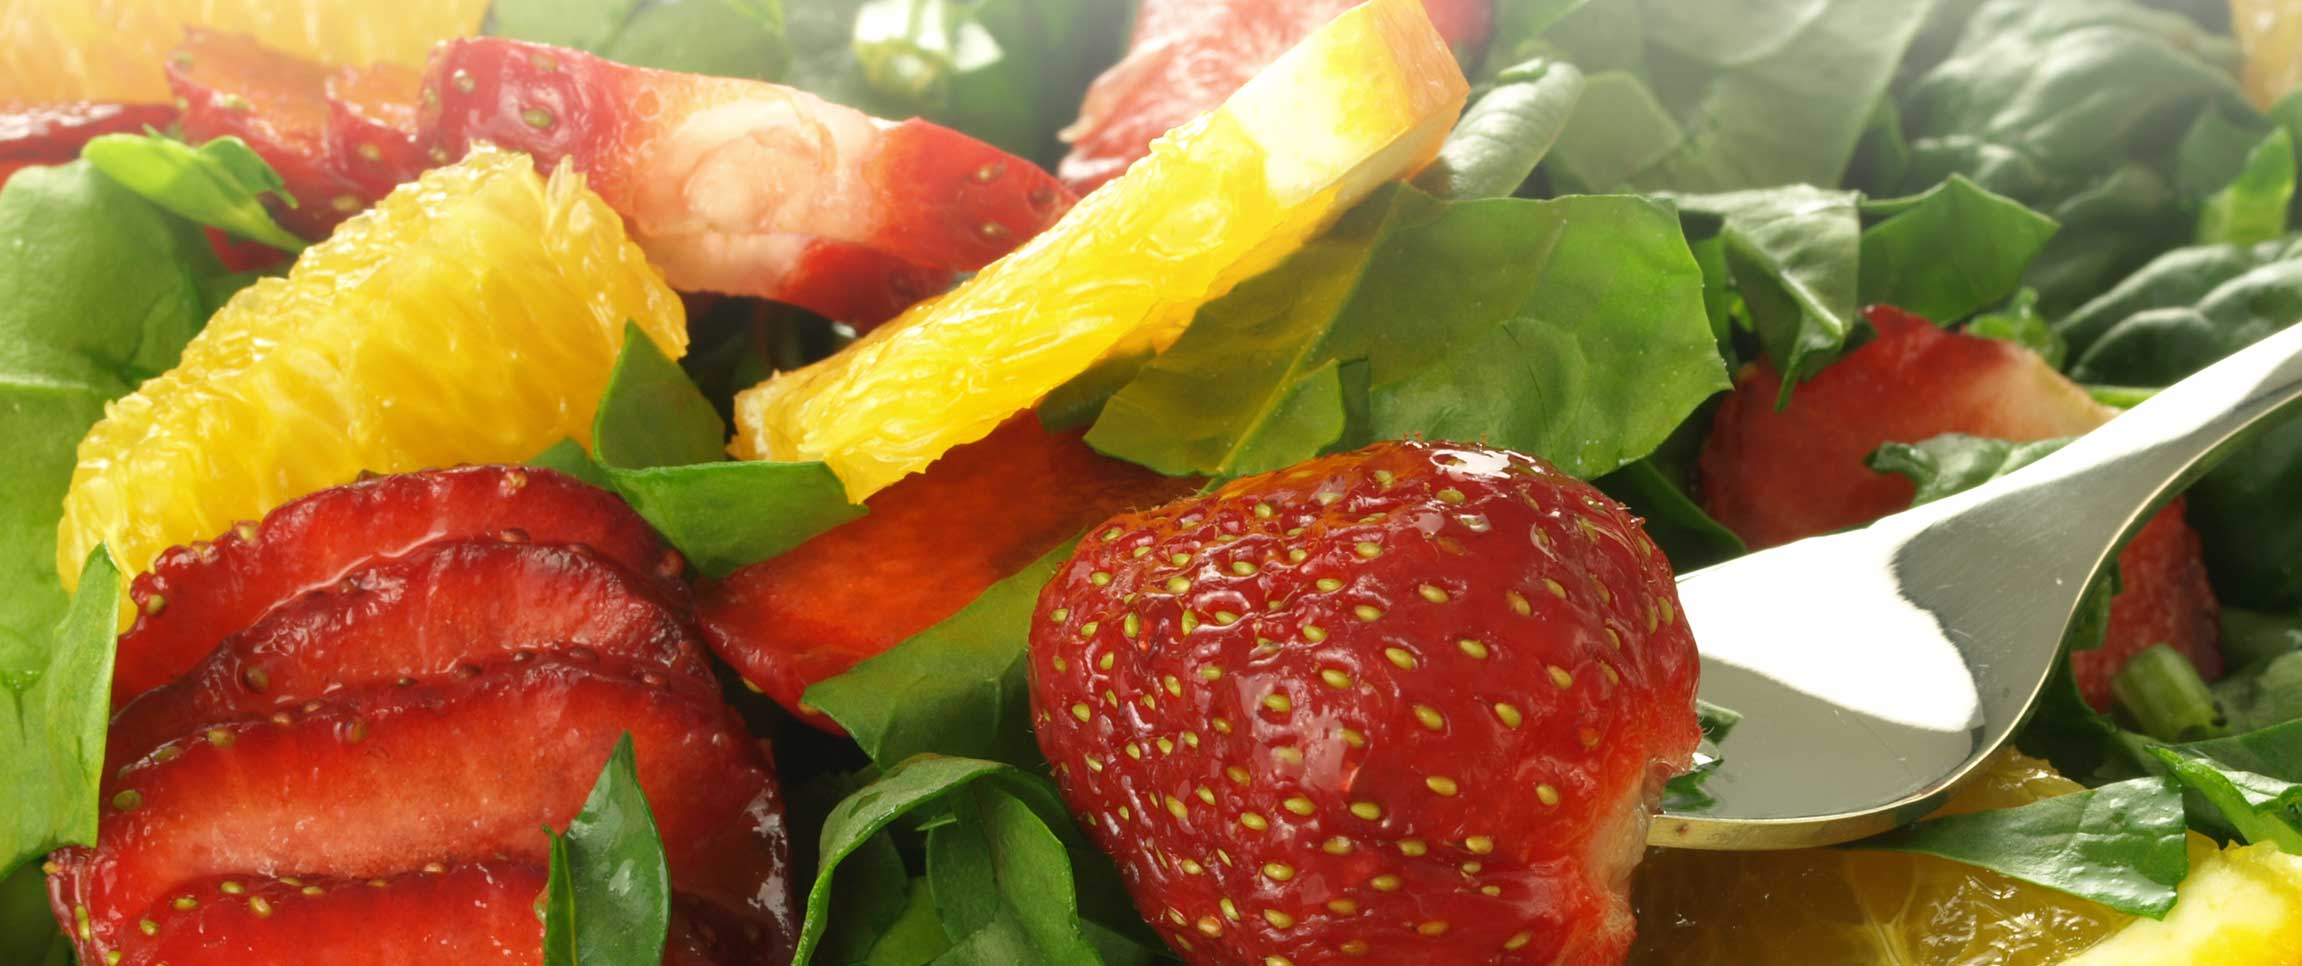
1, 550, 118, 878
2214, 651, 2302, 733
541, 734, 672, 966
1964, 289, 2065, 367
1412, 59, 1585, 200
593, 322, 729, 471
2056, 237, 2302, 360
604, 462, 866, 577
1847, 776, 2189, 918
0, 864, 70, 966
1857, 176, 2060, 323
2221, 608, 2302, 671
1086, 184, 1723, 480
488, 0, 788, 81
1668, 186, 1862, 395
805, 541, 1070, 770
1472, 0, 1591, 83
813, 827, 927, 964
82, 133, 306, 251
2148, 746, 2302, 852
2177, 719, 2302, 784
850, 0, 1130, 162
1868, 434, 2071, 506
530, 439, 617, 489
924, 787, 1102, 964
2198, 128, 2298, 247
1591, 460, 1745, 571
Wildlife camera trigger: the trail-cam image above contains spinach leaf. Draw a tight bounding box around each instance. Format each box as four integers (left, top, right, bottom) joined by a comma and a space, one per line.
487, 0, 788, 81
0, 864, 70, 966
1868, 434, 2071, 506
1473, 0, 1591, 83
2148, 746, 2302, 852
603, 462, 866, 577
1857, 176, 2060, 323
850, 0, 1130, 162
2221, 608, 2302, 672
1847, 776, 2189, 918
1412, 60, 1585, 200
1591, 460, 1745, 571
541, 734, 672, 966
1085, 184, 1723, 481
2214, 651, 2302, 733
2198, 128, 2298, 246
781, 0, 881, 107
1964, 289, 2065, 368
2055, 236, 2300, 361
1541, 0, 1937, 193
82, 134, 305, 251
2179, 719, 2302, 783
593, 322, 729, 471
813, 824, 925, 964
1, 550, 119, 877
1668, 186, 1862, 394
924, 787, 1103, 964
805, 541, 1069, 769
0, 162, 223, 668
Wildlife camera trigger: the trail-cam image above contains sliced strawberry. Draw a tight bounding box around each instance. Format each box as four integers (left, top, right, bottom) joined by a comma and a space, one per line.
115, 465, 681, 705
322, 63, 426, 199
418, 38, 1072, 321
202, 226, 292, 272
52, 656, 795, 965
1030, 440, 1699, 963
715, 236, 952, 331
699, 415, 1191, 729
109, 540, 710, 769
0, 102, 179, 185
1699, 305, 2222, 707
1058, 0, 1494, 191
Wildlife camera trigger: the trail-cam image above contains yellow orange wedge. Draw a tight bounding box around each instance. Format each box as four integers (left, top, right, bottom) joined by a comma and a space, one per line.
731, 0, 1467, 500
58, 147, 684, 588
2063, 839, 2302, 965
2234, 0, 2302, 109
0, 0, 487, 104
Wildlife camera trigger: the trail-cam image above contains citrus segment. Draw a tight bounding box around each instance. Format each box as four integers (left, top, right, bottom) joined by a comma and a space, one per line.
730, 0, 1467, 500
2234, 0, 2302, 109
2063, 838, 2302, 966
57, 146, 684, 588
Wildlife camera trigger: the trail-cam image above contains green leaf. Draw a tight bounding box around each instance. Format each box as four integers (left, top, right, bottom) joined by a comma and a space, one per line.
815, 826, 930, 964
1412, 60, 1585, 200
850, 0, 1130, 162
602, 461, 866, 577
81, 133, 306, 251
530, 439, 617, 489
924, 787, 1101, 964
0, 161, 224, 663
1847, 776, 2189, 918
2198, 128, 2298, 247
1670, 186, 1864, 393
1472, 0, 1592, 82
1591, 460, 1745, 571
540, 734, 671, 966
592, 322, 729, 471
2112, 644, 2229, 743
2220, 608, 2302, 672
1964, 289, 2065, 368
2148, 747, 2302, 853
805, 541, 1070, 769
1857, 177, 2060, 323
1086, 184, 1723, 481
2056, 237, 2301, 361
1867, 434, 2071, 507
487, 0, 788, 80
0, 864, 71, 966
2214, 650, 2302, 734
1, 549, 119, 876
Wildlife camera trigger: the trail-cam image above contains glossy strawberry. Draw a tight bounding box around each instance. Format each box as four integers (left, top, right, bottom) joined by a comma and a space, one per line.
1699, 305, 2222, 707
109, 540, 710, 769
701, 416, 1191, 729
759, 238, 954, 332
0, 102, 178, 185
51, 655, 796, 965
418, 38, 1072, 322
1029, 440, 1700, 964
321, 63, 426, 199
114, 465, 681, 703
1057, 0, 1493, 191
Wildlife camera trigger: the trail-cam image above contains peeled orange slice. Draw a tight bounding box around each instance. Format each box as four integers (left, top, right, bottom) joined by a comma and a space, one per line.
58, 146, 684, 587
2063, 838, 2302, 965
2234, 0, 2302, 109
730, 0, 1467, 500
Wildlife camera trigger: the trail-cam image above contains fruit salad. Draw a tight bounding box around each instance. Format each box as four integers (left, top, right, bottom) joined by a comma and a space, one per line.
5, 1, 2302, 964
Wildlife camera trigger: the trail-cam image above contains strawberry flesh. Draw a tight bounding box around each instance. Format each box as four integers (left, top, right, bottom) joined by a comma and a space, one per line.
759, 238, 954, 332
322, 63, 426, 199
1699, 305, 2222, 707
114, 465, 681, 703
0, 102, 179, 185
700, 415, 1192, 729
1029, 440, 1699, 963
108, 539, 711, 769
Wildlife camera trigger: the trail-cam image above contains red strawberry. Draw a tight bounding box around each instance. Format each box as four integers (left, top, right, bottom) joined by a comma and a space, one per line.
417, 38, 1072, 322
1057, 0, 1494, 192
1028, 440, 1699, 964
700, 415, 1192, 729
727, 237, 953, 332
108, 540, 711, 769
51, 655, 795, 966
1699, 305, 2222, 707
114, 465, 681, 703
0, 102, 179, 186
321, 63, 426, 199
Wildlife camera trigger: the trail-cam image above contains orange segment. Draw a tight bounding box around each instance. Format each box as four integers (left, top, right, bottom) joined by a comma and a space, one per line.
2064, 839, 2302, 965
2234, 0, 2302, 109
0, 0, 488, 104
730, 0, 1467, 500
58, 147, 684, 588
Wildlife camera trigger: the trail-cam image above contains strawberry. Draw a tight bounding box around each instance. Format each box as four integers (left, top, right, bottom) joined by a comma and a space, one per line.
1028, 440, 1699, 964
113, 465, 682, 703
725, 237, 953, 333
418, 38, 1072, 322
108, 540, 711, 769
1057, 0, 1494, 191
0, 102, 179, 186
1699, 305, 2222, 707
700, 415, 1192, 729
51, 655, 796, 965
321, 63, 426, 199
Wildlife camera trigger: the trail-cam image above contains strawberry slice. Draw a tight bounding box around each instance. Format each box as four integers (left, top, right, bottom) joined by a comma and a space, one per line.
694, 236, 953, 333
108, 540, 711, 769
0, 102, 179, 185
698, 416, 1192, 729
1057, 0, 1494, 191
114, 465, 681, 706
418, 38, 1073, 319
51, 655, 795, 965
1699, 305, 2222, 707
322, 64, 426, 199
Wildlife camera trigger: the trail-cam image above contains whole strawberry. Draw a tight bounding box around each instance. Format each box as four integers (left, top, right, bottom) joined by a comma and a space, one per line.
1028, 440, 1699, 964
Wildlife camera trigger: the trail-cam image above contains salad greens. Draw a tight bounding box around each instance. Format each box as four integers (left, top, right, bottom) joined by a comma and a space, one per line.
0, 551, 119, 877
487, 0, 789, 81
81, 133, 307, 251
541, 735, 674, 966
1412, 59, 1585, 200
1848, 776, 2190, 917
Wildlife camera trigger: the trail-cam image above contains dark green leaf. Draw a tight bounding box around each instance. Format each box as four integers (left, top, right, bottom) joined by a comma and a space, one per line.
1, 550, 118, 877
592, 322, 729, 471
2148, 747, 2302, 852
82, 133, 306, 251
856, 877, 953, 965
850, 0, 1129, 162
488, 0, 788, 80
1670, 186, 1863, 393
1857, 177, 2059, 323
2178, 719, 2302, 784
2198, 129, 2298, 247
1412, 60, 1585, 200
1086, 184, 1723, 481
1847, 776, 2188, 918
814, 823, 924, 964
2214, 650, 2302, 733
1697, 699, 1742, 744
1867, 434, 2071, 507
805, 541, 1070, 769
2055, 238, 2300, 361
0, 864, 71, 966
1591, 460, 1745, 571
530, 439, 617, 489
602, 461, 865, 577
540, 734, 671, 966
1472, 0, 1592, 82
924, 787, 1102, 964
1964, 289, 2065, 368
2220, 608, 2302, 673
